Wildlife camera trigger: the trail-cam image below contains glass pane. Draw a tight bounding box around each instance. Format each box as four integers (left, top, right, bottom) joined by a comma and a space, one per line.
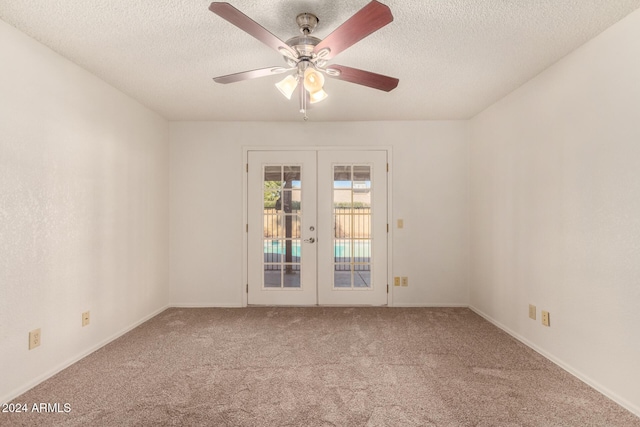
334, 165, 351, 188
264, 165, 282, 182
284, 166, 301, 188
353, 267, 371, 288
353, 165, 371, 183
334, 211, 351, 238
263, 210, 279, 238
264, 189, 281, 209
334, 240, 350, 263
353, 240, 371, 263
264, 166, 282, 211
264, 264, 281, 288
284, 215, 301, 239
291, 189, 301, 212
333, 190, 352, 209
264, 215, 301, 239
278, 189, 302, 213
263, 239, 300, 262
280, 239, 301, 264
279, 189, 293, 213
271, 217, 285, 239
264, 240, 282, 263
334, 265, 352, 288
353, 189, 371, 208
283, 265, 301, 288
351, 214, 371, 238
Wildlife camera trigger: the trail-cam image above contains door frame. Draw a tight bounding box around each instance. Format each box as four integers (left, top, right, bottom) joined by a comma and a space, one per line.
241, 146, 394, 307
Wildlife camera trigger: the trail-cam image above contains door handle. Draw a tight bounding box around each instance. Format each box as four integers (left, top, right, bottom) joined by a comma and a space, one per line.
304, 237, 315, 243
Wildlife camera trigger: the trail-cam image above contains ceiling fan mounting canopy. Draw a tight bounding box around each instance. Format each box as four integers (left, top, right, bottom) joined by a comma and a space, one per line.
296, 12, 319, 35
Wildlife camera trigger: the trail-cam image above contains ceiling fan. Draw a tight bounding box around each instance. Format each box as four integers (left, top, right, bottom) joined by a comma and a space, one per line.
209, 1, 399, 119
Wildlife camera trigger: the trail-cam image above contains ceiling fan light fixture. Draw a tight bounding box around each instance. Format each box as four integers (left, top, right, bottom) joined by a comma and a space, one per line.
309, 88, 328, 104
303, 67, 325, 94
275, 74, 299, 99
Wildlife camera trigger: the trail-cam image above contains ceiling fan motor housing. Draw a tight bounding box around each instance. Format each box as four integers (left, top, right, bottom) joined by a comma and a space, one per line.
285, 35, 321, 63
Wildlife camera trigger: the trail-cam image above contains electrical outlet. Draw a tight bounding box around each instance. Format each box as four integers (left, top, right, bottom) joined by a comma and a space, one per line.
541, 310, 550, 327
394, 277, 401, 286
29, 329, 41, 350
401, 277, 409, 287
82, 311, 90, 327
529, 304, 536, 320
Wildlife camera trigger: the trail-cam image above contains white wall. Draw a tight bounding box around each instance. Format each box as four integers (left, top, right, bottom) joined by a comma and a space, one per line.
0, 20, 170, 403
470, 8, 640, 416
169, 121, 469, 307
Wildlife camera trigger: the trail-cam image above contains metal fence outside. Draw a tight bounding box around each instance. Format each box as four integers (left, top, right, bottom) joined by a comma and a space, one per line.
263, 208, 371, 272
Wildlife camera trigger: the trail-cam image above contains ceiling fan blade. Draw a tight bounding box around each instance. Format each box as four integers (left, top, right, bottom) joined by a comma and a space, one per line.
313, 1, 393, 60
209, 2, 298, 60
213, 66, 292, 84
325, 64, 398, 92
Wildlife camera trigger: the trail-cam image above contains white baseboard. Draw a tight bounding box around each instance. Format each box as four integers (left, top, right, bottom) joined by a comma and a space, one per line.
170, 303, 242, 308
173, 303, 469, 308
391, 303, 469, 308
1, 305, 170, 405
469, 305, 640, 419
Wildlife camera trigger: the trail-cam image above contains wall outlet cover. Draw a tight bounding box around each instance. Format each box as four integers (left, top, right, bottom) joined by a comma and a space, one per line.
29, 328, 41, 350
82, 311, 90, 327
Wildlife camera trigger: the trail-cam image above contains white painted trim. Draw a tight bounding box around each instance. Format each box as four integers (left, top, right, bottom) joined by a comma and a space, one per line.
1, 305, 170, 405
386, 149, 394, 307
244, 146, 393, 153
242, 148, 248, 307
469, 305, 640, 418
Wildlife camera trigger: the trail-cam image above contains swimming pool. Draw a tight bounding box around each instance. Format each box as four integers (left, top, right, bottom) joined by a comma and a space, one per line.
263, 240, 371, 257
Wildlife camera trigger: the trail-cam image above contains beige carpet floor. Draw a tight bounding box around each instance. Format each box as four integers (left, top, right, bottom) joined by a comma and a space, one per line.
3, 307, 639, 426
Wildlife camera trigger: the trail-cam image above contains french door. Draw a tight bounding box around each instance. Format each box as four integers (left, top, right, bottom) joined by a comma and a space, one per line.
247, 149, 388, 305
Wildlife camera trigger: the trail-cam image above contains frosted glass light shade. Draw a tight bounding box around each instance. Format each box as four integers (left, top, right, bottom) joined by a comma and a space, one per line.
275, 75, 298, 100
309, 88, 328, 104
303, 68, 325, 94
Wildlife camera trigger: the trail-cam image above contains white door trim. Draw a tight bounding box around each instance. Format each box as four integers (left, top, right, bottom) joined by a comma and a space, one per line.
242, 146, 393, 307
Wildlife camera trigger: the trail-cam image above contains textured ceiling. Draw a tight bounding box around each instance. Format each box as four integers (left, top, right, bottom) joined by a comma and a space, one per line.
1, 1, 639, 121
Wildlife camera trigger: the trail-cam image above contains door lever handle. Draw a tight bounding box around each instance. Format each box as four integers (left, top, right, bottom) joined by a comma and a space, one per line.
304, 237, 315, 243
